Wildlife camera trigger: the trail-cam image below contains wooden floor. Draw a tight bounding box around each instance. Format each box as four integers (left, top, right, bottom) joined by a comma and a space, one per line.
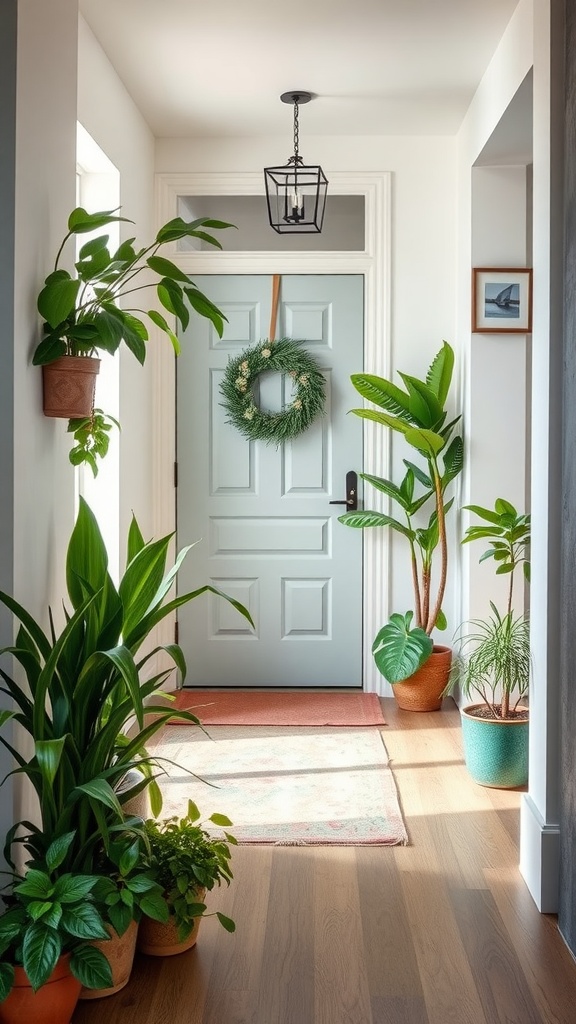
73, 698, 576, 1024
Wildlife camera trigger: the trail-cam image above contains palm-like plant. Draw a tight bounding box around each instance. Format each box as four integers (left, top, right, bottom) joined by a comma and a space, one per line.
450, 498, 531, 718
0, 497, 253, 875
339, 341, 463, 683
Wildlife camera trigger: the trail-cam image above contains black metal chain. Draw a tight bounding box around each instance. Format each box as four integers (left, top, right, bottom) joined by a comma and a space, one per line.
293, 98, 300, 165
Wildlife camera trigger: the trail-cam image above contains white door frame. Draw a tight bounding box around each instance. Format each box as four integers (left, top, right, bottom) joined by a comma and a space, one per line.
152, 171, 391, 693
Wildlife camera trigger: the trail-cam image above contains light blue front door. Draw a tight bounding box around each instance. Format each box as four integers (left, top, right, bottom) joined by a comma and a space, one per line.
176, 275, 364, 687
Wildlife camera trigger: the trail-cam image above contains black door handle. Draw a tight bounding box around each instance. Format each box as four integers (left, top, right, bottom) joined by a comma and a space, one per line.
329, 470, 358, 511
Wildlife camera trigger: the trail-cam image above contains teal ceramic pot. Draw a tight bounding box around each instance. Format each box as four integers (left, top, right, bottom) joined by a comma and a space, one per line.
460, 704, 529, 788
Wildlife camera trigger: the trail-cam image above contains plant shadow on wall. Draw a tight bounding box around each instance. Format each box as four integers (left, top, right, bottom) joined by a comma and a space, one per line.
0, 499, 252, 1019
445, 498, 531, 789
338, 341, 464, 711
34, 207, 234, 475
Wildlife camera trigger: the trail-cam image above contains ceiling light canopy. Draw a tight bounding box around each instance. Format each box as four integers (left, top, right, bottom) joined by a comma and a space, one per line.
264, 91, 328, 235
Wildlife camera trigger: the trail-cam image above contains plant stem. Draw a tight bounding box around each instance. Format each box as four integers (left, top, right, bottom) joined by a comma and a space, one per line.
426, 456, 447, 633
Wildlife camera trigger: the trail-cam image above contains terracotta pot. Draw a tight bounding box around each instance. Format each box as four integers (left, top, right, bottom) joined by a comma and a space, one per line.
42, 356, 100, 418
79, 920, 138, 1000
392, 645, 452, 712
138, 888, 206, 957
0, 953, 81, 1024
460, 704, 529, 788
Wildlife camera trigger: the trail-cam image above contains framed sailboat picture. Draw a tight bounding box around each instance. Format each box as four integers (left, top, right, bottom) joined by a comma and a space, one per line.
472, 268, 533, 333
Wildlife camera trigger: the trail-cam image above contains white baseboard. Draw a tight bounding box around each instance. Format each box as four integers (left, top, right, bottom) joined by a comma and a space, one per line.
520, 793, 560, 912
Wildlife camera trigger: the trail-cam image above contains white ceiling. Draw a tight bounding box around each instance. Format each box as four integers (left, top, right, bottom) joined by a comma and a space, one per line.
79, 0, 521, 139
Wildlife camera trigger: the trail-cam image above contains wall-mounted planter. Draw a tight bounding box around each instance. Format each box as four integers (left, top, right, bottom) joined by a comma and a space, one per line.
42, 356, 100, 418
460, 703, 529, 788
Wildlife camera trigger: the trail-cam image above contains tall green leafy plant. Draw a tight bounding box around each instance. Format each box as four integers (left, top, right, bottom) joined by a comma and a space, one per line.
0, 498, 253, 876
339, 341, 463, 683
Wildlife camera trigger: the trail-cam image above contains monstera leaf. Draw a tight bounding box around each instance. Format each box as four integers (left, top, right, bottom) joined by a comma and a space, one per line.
372, 612, 433, 684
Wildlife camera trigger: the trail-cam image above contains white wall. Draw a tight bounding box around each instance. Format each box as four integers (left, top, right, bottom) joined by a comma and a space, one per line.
457, 0, 562, 912
78, 15, 156, 546
12, 0, 79, 834
156, 135, 459, 646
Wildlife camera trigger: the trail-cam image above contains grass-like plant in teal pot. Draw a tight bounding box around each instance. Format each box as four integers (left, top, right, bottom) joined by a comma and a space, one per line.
446, 498, 531, 788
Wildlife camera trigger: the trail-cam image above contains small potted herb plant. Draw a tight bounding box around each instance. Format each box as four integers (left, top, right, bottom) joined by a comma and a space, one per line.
138, 801, 236, 957
446, 498, 531, 787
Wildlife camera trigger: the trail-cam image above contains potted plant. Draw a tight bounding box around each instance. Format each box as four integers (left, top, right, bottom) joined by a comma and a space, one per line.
137, 801, 236, 957
0, 833, 113, 1024
338, 341, 463, 709
78, 829, 170, 1000
0, 495, 252, 1002
34, 205, 233, 474
446, 498, 531, 787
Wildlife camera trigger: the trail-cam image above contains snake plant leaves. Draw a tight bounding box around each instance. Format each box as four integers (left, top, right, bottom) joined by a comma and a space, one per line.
372, 612, 434, 684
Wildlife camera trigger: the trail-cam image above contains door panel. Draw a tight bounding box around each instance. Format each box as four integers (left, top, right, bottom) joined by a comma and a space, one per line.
176, 274, 364, 687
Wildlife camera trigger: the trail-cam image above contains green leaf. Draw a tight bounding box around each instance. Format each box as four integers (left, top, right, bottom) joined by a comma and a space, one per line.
66, 495, 109, 609
349, 408, 410, 433
0, 963, 14, 1002
350, 373, 412, 418
372, 612, 433, 684
184, 288, 226, 338
35, 737, 67, 787
45, 831, 76, 872
147, 309, 181, 354
216, 912, 236, 933
31, 332, 67, 365
15, 870, 53, 900
463, 504, 502, 525
435, 609, 448, 631
53, 874, 98, 903
442, 435, 464, 482
210, 812, 233, 827
397, 373, 443, 428
68, 207, 132, 233
73, 777, 124, 816
22, 922, 61, 991
147, 255, 191, 284
338, 509, 414, 538
494, 497, 518, 517
157, 278, 189, 331
37, 273, 80, 329
127, 514, 146, 563
139, 891, 170, 923
119, 841, 140, 877
107, 901, 133, 937
425, 341, 454, 406
70, 944, 113, 991
78, 235, 110, 260
404, 427, 445, 456
60, 903, 109, 940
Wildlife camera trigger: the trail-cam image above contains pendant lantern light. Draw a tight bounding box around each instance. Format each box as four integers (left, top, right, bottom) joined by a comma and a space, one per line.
264, 91, 328, 234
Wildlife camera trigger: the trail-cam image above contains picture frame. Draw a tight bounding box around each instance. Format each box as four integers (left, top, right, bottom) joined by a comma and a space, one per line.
472, 267, 533, 333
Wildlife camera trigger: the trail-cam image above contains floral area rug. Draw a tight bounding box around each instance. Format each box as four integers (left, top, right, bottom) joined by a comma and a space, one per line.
153, 725, 408, 846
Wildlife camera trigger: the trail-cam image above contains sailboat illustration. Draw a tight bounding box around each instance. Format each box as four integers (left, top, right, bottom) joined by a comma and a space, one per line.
485, 283, 520, 316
